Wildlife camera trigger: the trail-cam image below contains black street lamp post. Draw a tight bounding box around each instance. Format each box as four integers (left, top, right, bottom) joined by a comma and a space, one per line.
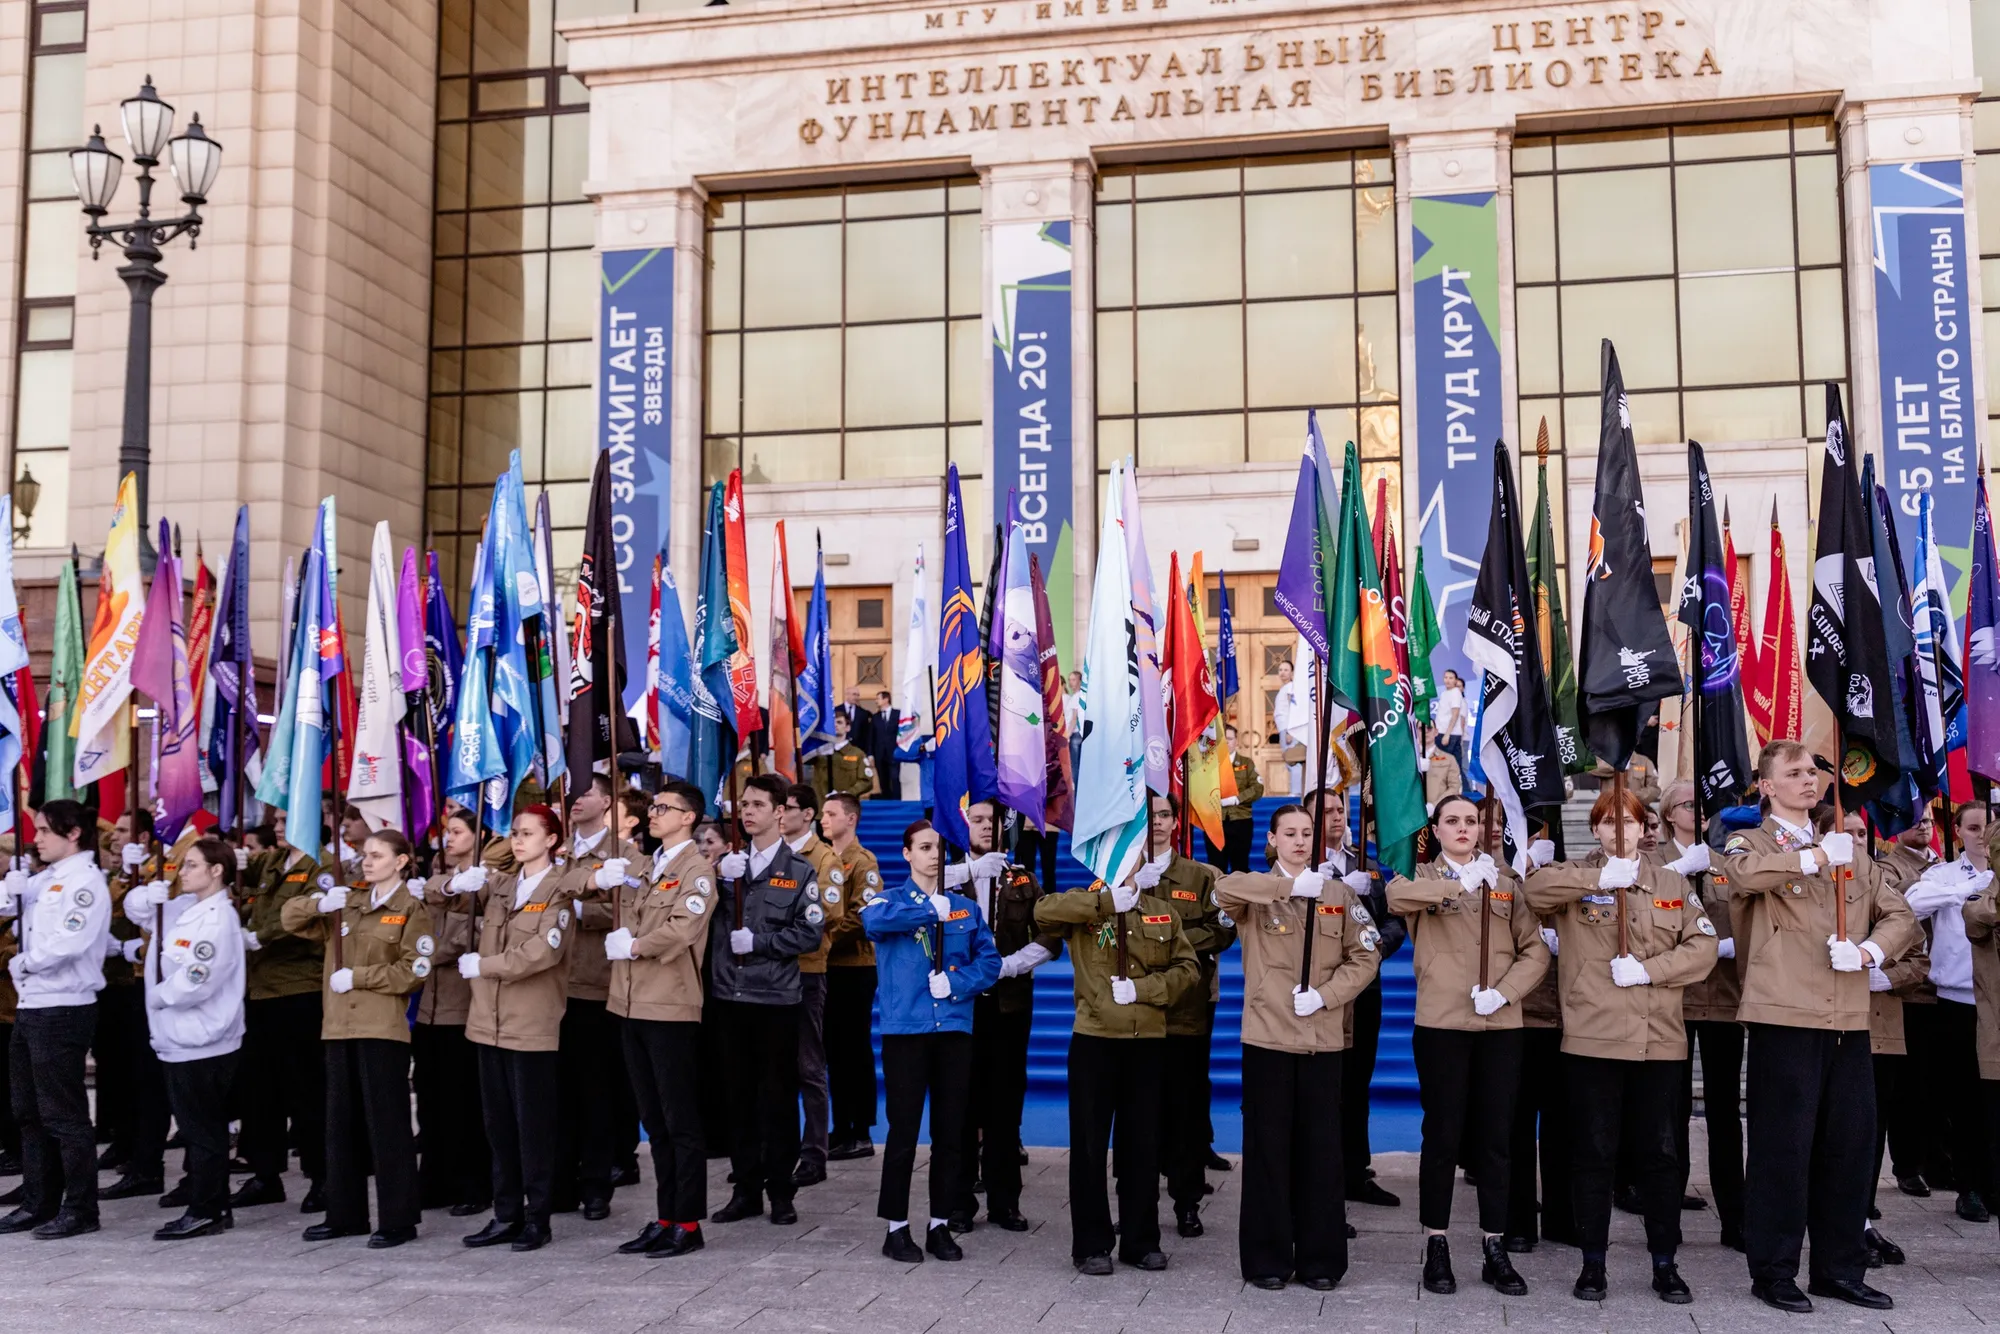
69, 76, 223, 570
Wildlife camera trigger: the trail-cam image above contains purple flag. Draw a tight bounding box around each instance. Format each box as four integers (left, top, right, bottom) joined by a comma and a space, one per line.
131, 520, 202, 840
1273, 411, 1337, 662
1964, 474, 2000, 780
396, 547, 438, 837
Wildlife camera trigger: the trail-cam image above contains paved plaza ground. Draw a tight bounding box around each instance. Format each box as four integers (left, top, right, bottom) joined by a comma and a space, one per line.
0, 1123, 1995, 1333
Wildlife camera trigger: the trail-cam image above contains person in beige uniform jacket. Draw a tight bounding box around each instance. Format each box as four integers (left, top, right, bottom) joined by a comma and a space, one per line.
411, 808, 489, 1218
1718, 740, 1921, 1315
607, 780, 717, 1258
1386, 792, 1548, 1299
280, 829, 433, 1249
1524, 786, 1716, 1306
1218, 804, 1380, 1291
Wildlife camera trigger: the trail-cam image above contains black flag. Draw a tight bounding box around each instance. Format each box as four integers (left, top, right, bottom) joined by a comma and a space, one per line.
1463, 440, 1566, 868
564, 451, 639, 789
1806, 384, 1900, 803
1677, 441, 1753, 812
1866, 461, 1925, 833
1578, 340, 1684, 769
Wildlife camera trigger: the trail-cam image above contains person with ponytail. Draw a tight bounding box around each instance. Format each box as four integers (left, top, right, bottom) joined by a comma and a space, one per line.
410, 807, 490, 1219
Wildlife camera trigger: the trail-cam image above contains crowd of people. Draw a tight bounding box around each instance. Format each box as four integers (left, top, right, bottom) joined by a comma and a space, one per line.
0, 738, 1996, 1315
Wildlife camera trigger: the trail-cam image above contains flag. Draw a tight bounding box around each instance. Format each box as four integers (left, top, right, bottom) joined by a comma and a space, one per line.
1165, 551, 1224, 848
994, 513, 1047, 828
1807, 384, 1901, 804
130, 521, 200, 840
1464, 441, 1567, 868
1073, 458, 1150, 887
310, 500, 357, 805
897, 544, 931, 748
1216, 571, 1240, 703
1965, 472, 2000, 779
397, 547, 437, 838
1190, 553, 1237, 812
1746, 503, 1803, 749
797, 537, 835, 762
688, 483, 740, 807
533, 491, 570, 735
204, 510, 257, 829
424, 549, 463, 785
934, 465, 997, 848
347, 522, 406, 832
257, 503, 332, 856
657, 562, 695, 780
767, 522, 802, 781
1122, 464, 1170, 795
36, 558, 84, 806
1274, 412, 1339, 664
980, 516, 1005, 752
1913, 489, 1969, 802
73, 474, 146, 789
1526, 430, 1593, 775
566, 451, 637, 791
185, 546, 216, 741
483, 459, 550, 825
1724, 506, 1760, 691
641, 556, 662, 755
444, 537, 503, 819
1380, 513, 1412, 684
1408, 549, 1442, 720
0, 499, 28, 835
721, 470, 760, 738
1678, 442, 1755, 811
1031, 552, 1074, 833
1868, 464, 1927, 835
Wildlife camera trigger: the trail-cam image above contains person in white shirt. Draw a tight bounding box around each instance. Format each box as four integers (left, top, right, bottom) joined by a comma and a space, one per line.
123, 837, 249, 1240
0, 799, 113, 1238
1270, 660, 1311, 796
1435, 671, 1468, 774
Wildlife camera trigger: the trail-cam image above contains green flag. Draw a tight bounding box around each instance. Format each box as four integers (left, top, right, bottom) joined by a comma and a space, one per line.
1408, 549, 1442, 721
39, 557, 84, 805
1526, 445, 1595, 774
1329, 443, 1367, 714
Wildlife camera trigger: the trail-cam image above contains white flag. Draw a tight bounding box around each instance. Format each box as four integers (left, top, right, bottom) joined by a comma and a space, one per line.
897, 543, 931, 747
347, 522, 406, 830
73, 474, 145, 789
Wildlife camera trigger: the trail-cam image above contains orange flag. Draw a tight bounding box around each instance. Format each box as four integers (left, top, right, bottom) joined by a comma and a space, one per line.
1745, 503, 1802, 747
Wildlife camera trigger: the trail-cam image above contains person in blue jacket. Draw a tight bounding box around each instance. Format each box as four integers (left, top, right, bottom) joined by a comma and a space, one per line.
862, 819, 1001, 1264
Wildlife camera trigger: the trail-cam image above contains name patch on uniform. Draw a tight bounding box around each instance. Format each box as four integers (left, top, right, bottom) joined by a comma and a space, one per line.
1490, 891, 1514, 903
1171, 890, 1199, 902
1653, 898, 1684, 911
1142, 914, 1173, 925
285, 874, 309, 884
771, 877, 799, 890
522, 902, 549, 913
380, 914, 408, 926
1317, 904, 1344, 916
947, 908, 971, 921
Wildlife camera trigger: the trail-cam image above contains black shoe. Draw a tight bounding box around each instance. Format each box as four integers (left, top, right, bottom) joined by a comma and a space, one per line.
1681, 1194, 1706, 1211
945, 1210, 975, 1234
463, 1218, 522, 1248
368, 1225, 418, 1249
1345, 1222, 1358, 1239
768, 1197, 798, 1226
158, 1180, 191, 1210
1751, 1279, 1813, 1313
1957, 1191, 1991, 1223
1481, 1236, 1527, 1296
1205, 1151, 1231, 1172
827, 1140, 876, 1162
0, 1150, 19, 1175
227, 1157, 253, 1174
299, 1183, 326, 1214
1303, 1275, 1337, 1291
154, 1211, 231, 1240
927, 1223, 964, 1261
510, 1222, 550, 1252
1612, 1183, 1644, 1215
1248, 1275, 1285, 1290
1896, 1173, 1931, 1197
1865, 1227, 1906, 1266
1422, 1236, 1456, 1294
987, 1206, 1028, 1232
1807, 1276, 1893, 1310
301, 1222, 367, 1242
608, 1164, 641, 1189
581, 1197, 611, 1221
1346, 1178, 1401, 1208
33, 1212, 99, 1240
100, 1173, 165, 1201
1176, 1207, 1204, 1238
0, 1184, 21, 1207
1868, 1203, 1882, 1221
1653, 1263, 1692, 1304
791, 1160, 827, 1189
0, 1205, 50, 1235
449, 1199, 490, 1218
229, 1177, 284, 1209
1075, 1253, 1114, 1276
1124, 1250, 1168, 1271
1502, 1233, 1535, 1254
95, 1145, 128, 1172
1720, 1224, 1747, 1253
883, 1225, 925, 1263
660, 1222, 705, 1256
620, 1221, 670, 1254
711, 1191, 762, 1223
1017, 1146, 1029, 1166
1571, 1260, 1606, 1302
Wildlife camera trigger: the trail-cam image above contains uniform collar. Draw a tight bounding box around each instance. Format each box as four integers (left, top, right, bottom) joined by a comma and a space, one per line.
573, 827, 607, 857
44, 850, 97, 881
655, 839, 692, 869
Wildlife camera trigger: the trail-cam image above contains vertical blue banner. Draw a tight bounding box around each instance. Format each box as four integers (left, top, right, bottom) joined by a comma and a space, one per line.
600, 247, 674, 711
990, 220, 1074, 667
1873, 161, 1976, 612
1411, 193, 1503, 706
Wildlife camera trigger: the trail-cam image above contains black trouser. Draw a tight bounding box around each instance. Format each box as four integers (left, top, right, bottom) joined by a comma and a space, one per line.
1220, 819, 1255, 874
825, 966, 879, 1146
555, 998, 618, 1208
1507, 1025, 1573, 1242
0, 1021, 16, 1159
1239, 1043, 1346, 1284
1163, 1031, 1212, 1212
413, 1021, 488, 1209
1032, 831, 1061, 903
1067, 1033, 1164, 1262
239, 992, 326, 1185
161, 1052, 239, 1219
958, 997, 1032, 1217
323, 1037, 419, 1233
699, 974, 732, 1157
878, 1032, 973, 1225
1680, 1019, 1744, 1232
1985, 1080, 2000, 1202
624, 1018, 706, 1224
713, 998, 801, 1204
1743, 1024, 1872, 1286
1567, 1054, 1682, 1258
1899, 1001, 1946, 1182
1870, 1052, 1904, 1212
1929, 1000, 1991, 1201
10, 1004, 98, 1220
797, 972, 830, 1169
609, 1013, 641, 1175
477, 1044, 559, 1229
1342, 982, 1383, 1189
1413, 1025, 1521, 1233
100, 985, 170, 1178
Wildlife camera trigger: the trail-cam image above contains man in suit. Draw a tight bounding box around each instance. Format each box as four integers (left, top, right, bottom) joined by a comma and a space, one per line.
836, 689, 876, 755
869, 691, 903, 801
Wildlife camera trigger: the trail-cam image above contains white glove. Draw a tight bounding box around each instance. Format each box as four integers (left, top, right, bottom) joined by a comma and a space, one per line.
1292, 985, 1326, 1017
998, 953, 1022, 979
121, 843, 148, 871
1867, 964, 1893, 993
1540, 925, 1560, 956
1458, 855, 1498, 893
1598, 857, 1641, 890
1827, 936, 1865, 972
2, 869, 27, 901
329, 968, 355, 993
1528, 838, 1556, 870
1968, 869, 1998, 894
105, 936, 125, 959
1290, 871, 1325, 900
448, 867, 489, 897
1342, 870, 1372, 896
1819, 831, 1855, 867
1110, 882, 1140, 914
928, 970, 952, 999
315, 889, 348, 915
405, 877, 426, 902
242, 928, 262, 952
457, 954, 481, 979
235, 847, 250, 871
1471, 986, 1507, 1017
1610, 954, 1651, 988
594, 859, 631, 889
7, 954, 25, 984
928, 893, 953, 921
1110, 976, 1137, 1005
1133, 857, 1167, 890
969, 851, 1006, 880
942, 862, 971, 888
121, 939, 143, 964
1221, 796, 1239, 808
1715, 937, 1736, 960
730, 927, 754, 955
127, 880, 170, 914
718, 851, 749, 879
604, 927, 635, 961
1668, 843, 1711, 877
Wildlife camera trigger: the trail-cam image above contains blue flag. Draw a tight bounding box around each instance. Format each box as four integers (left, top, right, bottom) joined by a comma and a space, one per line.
1965, 474, 2000, 780
933, 465, 997, 849
424, 548, 464, 771
687, 483, 740, 807
798, 539, 835, 762
207, 506, 258, 831
657, 561, 695, 780
481, 457, 543, 827
1273, 411, 1338, 662
1216, 569, 1240, 702
445, 538, 503, 819
256, 502, 332, 857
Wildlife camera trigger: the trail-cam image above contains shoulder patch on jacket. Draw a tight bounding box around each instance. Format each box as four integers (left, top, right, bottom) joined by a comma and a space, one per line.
380, 914, 408, 926
1318, 903, 1344, 916
1725, 835, 1749, 853
1653, 898, 1684, 911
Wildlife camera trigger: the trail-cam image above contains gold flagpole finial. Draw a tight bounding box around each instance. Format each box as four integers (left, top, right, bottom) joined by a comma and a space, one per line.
1534, 416, 1550, 468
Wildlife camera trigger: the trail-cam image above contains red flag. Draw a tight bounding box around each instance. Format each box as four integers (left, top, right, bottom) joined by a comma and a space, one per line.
1380, 513, 1411, 682
1165, 550, 1220, 760
1724, 507, 1758, 689
1745, 504, 1802, 747
767, 522, 800, 781
722, 470, 761, 738
185, 544, 216, 726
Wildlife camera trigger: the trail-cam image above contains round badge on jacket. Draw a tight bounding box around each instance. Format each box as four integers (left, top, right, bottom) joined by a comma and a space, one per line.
416, 935, 435, 957
413, 957, 432, 979
317, 873, 336, 890
192, 941, 215, 962
686, 895, 707, 916
73, 888, 95, 908
546, 928, 563, 949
